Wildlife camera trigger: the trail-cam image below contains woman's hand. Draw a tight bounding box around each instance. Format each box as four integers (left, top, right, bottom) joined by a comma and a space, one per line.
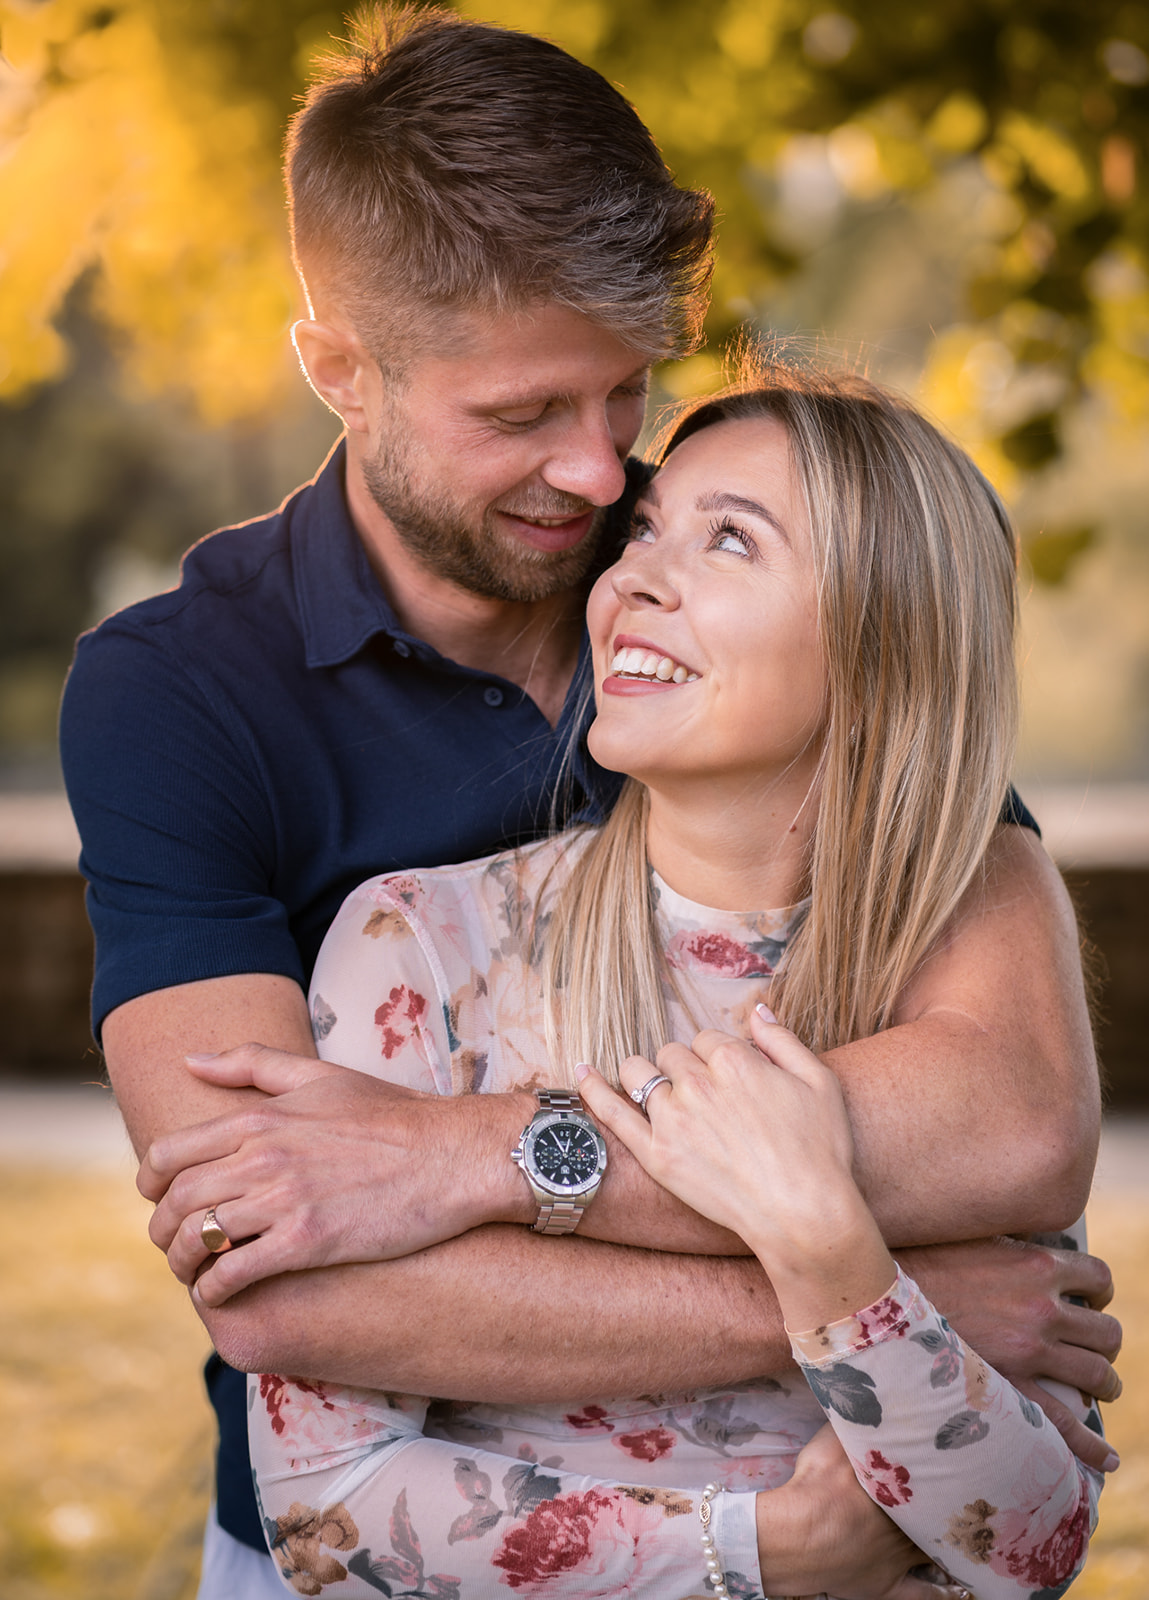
756, 1425, 972, 1600
577, 1008, 898, 1330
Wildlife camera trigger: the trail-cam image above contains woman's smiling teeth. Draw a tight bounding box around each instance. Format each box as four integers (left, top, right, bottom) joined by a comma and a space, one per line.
610, 647, 699, 684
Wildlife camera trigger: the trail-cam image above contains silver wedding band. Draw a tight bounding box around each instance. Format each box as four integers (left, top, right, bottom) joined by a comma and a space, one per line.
201, 1206, 232, 1254
630, 1074, 671, 1113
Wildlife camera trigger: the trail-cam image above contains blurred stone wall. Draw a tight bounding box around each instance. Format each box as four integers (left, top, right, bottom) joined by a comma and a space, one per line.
0, 795, 1144, 1103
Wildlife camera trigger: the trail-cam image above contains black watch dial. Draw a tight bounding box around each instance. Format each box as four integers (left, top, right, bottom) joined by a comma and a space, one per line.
531, 1120, 601, 1188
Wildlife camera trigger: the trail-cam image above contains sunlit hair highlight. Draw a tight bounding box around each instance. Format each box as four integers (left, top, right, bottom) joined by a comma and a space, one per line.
543, 360, 1019, 1081
286, 5, 714, 365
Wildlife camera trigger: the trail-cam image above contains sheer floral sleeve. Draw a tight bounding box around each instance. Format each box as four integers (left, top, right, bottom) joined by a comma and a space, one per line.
790, 1266, 1102, 1599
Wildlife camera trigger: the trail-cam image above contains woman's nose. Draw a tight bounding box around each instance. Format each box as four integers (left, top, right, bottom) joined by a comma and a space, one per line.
610, 549, 680, 611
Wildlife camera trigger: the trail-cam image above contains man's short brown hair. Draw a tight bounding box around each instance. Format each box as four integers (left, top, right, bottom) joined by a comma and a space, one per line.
286, 6, 714, 361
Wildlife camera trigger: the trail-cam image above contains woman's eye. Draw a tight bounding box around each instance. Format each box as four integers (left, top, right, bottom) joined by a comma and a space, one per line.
708, 519, 755, 557
628, 515, 656, 544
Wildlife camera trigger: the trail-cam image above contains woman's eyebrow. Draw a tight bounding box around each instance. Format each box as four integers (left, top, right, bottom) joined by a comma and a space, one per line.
696, 490, 790, 544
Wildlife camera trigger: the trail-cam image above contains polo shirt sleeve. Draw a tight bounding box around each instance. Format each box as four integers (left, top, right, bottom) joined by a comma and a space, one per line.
61, 619, 304, 1039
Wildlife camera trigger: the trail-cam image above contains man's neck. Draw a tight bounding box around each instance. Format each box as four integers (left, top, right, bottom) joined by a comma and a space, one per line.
345, 460, 585, 730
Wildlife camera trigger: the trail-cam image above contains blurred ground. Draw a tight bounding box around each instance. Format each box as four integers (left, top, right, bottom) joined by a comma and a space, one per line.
0, 1090, 1146, 1598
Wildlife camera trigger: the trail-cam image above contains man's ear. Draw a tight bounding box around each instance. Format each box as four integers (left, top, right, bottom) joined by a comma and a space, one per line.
292, 320, 381, 433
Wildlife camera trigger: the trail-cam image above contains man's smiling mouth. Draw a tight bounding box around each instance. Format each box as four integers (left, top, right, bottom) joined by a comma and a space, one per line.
610, 646, 699, 684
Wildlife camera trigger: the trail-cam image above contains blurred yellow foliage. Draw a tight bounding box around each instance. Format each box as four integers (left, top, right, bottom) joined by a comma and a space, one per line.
0, 0, 297, 422
0, 0, 1146, 460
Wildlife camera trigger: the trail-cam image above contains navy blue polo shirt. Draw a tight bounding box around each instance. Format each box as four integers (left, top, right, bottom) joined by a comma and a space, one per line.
61, 438, 626, 1556
62, 438, 620, 1039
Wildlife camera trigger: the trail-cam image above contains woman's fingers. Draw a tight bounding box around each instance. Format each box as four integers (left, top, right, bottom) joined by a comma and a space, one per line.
574, 1063, 655, 1165
746, 1006, 835, 1084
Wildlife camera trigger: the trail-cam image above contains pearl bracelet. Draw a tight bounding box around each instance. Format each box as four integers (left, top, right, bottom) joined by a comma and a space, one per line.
698, 1482, 728, 1597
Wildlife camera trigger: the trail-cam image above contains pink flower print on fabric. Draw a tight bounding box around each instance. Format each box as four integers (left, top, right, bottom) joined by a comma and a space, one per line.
260, 1376, 337, 1451
375, 984, 428, 1059
665, 929, 773, 978
491, 1488, 664, 1592
563, 1404, 614, 1433
614, 1426, 677, 1462
858, 1449, 913, 1508
988, 1460, 1095, 1590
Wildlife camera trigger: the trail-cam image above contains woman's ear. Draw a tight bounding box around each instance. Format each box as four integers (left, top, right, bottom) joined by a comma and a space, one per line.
292, 319, 381, 433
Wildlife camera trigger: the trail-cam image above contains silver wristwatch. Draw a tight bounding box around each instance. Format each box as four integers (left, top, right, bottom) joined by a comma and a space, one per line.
511, 1088, 608, 1235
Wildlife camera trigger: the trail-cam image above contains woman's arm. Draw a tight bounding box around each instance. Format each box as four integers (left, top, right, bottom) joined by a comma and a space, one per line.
249, 1369, 953, 1600
579, 1018, 1110, 1599
786, 1269, 1101, 1599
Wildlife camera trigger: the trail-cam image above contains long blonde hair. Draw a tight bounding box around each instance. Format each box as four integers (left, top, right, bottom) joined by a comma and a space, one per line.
543, 363, 1019, 1082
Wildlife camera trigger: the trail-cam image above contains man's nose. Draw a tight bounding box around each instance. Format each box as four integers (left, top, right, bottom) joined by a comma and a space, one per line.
543, 414, 628, 507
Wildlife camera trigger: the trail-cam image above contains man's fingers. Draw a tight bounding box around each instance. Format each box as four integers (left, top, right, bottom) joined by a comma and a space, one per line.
1059, 1296, 1123, 1362
1047, 1302, 1124, 1395
1057, 1247, 1116, 1311
891, 1579, 974, 1600
138, 1114, 255, 1202
1014, 1380, 1120, 1473
185, 1042, 333, 1096
192, 1234, 293, 1307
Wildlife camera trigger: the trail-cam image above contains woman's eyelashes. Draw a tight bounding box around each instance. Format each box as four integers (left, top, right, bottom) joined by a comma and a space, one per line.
706, 517, 757, 558
626, 512, 758, 559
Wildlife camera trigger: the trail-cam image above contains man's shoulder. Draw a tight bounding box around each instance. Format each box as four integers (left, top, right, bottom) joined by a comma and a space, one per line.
81, 501, 302, 652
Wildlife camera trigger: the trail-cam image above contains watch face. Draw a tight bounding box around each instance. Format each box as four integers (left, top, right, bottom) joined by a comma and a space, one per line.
528, 1117, 604, 1191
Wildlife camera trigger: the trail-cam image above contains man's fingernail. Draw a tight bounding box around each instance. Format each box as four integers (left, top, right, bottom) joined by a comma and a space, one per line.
185, 1052, 221, 1063
755, 1004, 777, 1023
575, 1062, 591, 1082
1103, 1448, 1120, 1471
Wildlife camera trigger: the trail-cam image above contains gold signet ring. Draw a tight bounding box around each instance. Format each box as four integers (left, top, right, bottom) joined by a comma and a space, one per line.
201, 1207, 232, 1254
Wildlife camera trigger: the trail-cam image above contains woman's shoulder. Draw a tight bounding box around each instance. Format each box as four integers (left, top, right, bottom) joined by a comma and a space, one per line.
331, 830, 594, 956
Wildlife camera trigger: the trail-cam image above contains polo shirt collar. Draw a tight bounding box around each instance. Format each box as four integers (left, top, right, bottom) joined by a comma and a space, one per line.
293, 438, 410, 669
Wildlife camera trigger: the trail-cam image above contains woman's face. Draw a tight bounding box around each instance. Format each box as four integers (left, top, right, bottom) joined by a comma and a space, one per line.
587, 416, 827, 800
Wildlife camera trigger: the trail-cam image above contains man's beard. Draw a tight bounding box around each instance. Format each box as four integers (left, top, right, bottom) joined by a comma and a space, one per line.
362, 430, 607, 604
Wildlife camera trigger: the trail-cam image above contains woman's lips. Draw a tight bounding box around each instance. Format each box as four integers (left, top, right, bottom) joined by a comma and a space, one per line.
601, 642, 701, 696
610, 644, 699, 683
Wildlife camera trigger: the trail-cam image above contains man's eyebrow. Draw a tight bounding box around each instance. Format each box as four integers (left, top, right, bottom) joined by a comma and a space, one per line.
696, 490, 790, 544
471, 366, 650, 413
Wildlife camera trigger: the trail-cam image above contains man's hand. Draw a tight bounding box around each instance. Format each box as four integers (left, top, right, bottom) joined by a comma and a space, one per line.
756, 1426, 969, 1600
139, 1044, 534, 1306
899, 1235, 1122, 1472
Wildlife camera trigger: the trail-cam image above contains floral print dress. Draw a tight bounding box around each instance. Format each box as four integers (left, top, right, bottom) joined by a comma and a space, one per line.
248, 832, 1102, 1599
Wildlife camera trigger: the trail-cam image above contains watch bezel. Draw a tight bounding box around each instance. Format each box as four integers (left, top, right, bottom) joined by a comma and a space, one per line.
520, 1109, 608, 1199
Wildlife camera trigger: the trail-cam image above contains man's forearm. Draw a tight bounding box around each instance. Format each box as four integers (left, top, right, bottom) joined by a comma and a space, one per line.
203, 1224, 788, 1398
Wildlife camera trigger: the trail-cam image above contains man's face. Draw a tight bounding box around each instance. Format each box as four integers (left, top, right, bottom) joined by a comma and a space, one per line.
361, 303, 651, 603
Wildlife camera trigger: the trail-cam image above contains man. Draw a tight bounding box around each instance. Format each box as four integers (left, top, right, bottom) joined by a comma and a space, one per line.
61, 9, 1119, 1598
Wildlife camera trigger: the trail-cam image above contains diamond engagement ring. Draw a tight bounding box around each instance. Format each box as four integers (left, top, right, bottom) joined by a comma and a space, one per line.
630, 1074, 671, 1113
201, 1207, 232, 1253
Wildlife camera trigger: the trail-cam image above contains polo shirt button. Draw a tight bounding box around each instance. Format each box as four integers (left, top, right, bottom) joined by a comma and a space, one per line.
483, 685, 505, 707
392, 640, 411, 658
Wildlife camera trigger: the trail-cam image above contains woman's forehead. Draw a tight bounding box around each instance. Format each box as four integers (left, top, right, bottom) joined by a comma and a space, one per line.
651, 414, 796, 502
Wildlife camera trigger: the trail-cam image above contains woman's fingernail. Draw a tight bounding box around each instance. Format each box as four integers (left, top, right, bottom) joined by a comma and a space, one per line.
1103, 1448, 1121, 1472
574, 1062, 591, 1082
755, 1004, 777, 1023
185, 1052, 221, 1063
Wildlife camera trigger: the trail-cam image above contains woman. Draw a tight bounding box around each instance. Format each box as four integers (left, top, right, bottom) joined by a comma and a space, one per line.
248, 368, 1102, 1599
